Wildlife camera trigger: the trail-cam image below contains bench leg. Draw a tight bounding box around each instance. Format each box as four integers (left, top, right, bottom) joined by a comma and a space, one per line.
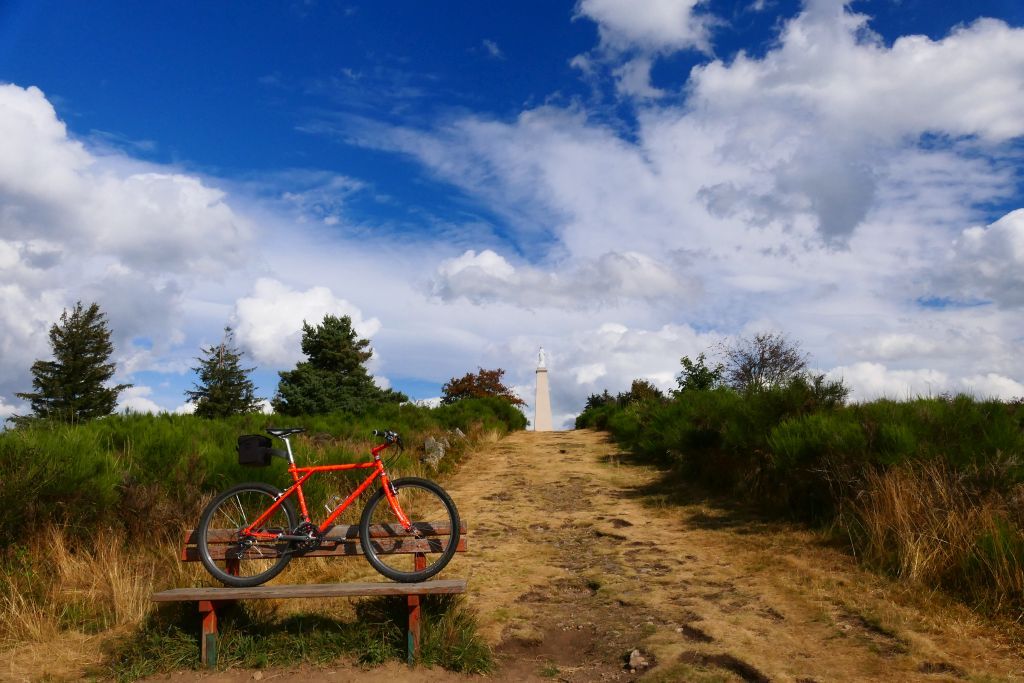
407, 594, 420, 666
198, 600, 218, 669
407, 552, 427, 666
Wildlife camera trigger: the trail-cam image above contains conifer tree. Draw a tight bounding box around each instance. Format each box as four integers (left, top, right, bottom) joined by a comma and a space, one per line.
272, 314, 406, 415
14, 301, 131, 423
185, 326, 262, 418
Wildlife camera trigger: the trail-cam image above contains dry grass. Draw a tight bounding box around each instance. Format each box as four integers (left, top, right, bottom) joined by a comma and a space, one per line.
848, 461, 1024, 616
0, 523, 200, 681
0, 428, 502, 681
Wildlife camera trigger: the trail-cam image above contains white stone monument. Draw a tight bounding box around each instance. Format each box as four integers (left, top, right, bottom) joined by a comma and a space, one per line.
534, 347, 553, 432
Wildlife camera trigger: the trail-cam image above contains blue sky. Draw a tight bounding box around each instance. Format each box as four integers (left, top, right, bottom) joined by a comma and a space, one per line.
1, 0, 1023, 424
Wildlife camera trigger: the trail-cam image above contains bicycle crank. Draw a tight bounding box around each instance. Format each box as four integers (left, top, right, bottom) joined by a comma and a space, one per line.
280, 522, 323, 552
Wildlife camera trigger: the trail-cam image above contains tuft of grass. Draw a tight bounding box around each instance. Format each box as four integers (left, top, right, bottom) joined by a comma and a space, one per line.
846, 461, 1024, 616
419, 595, 493, 673
538, 661, 560, 677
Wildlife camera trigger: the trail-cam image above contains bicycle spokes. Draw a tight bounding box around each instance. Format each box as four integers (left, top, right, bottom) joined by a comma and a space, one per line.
202, 487, 292, 580
360, 478, 459, 580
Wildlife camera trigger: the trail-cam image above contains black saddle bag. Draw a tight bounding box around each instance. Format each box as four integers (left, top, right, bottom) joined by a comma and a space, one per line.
237, 434, 274, 467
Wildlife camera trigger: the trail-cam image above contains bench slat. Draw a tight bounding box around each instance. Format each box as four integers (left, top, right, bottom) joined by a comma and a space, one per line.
152, 579, 467, 602
183, 536, 468, 561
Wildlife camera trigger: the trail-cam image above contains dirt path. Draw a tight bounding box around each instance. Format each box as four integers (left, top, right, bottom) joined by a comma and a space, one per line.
151, 430, 1024, 682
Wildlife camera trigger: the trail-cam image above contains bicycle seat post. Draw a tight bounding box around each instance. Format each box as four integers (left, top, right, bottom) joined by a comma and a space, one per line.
280, 436, 296, 466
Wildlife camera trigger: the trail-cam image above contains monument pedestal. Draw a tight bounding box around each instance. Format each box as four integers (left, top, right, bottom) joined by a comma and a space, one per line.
534, 350, 552, 432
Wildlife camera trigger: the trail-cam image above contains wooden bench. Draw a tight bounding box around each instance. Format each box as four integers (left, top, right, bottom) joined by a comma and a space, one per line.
151, 520, 467, 668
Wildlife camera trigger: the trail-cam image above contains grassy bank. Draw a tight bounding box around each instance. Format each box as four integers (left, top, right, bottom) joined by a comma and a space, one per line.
0, 397, 523, 679
577, 385, 1024, 618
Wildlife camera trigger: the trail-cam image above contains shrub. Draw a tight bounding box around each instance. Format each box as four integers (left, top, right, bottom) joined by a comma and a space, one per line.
0, 398, 525, 544
581, 381, 1024, 616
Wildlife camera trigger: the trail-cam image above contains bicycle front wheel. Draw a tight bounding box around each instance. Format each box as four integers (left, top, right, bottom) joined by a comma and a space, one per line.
197, 482, 298, 587
359, 477, 460, 582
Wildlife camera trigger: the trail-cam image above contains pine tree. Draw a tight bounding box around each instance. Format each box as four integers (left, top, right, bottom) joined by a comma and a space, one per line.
13, 301, 131, 423
185, 326, 262, 418
272, 314, 407, 415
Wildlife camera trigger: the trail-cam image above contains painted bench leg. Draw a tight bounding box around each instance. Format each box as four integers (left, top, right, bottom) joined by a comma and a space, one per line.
407, 552, 427, 666
198, 558, 239, 668
198, 600, 218, 668
407, 594, 420, 666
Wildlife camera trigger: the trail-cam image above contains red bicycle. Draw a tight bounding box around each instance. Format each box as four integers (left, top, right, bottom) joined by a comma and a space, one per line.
196, 428, 460, 587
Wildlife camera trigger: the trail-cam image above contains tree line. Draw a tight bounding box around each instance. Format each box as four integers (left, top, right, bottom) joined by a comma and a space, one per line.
8, 301, 523, 425
582, 331, 848, 414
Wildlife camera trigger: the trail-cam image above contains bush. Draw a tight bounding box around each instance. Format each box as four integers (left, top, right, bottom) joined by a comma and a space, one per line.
580, 381, 1024, 616
0, 398, 526, 544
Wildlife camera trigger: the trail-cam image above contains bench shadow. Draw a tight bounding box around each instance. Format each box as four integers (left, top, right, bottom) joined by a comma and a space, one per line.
104, 594, 489, 676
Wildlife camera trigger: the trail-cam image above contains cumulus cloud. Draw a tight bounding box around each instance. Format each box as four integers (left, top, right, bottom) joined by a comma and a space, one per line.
0, 395, 21, 421
524, 321, 722, 425
959, 373, 1024, 400
233, 278, 381, 367
118, 386, 164, 414
690, 7, 1024, 142
6, 1, 1024, 423
826, 363, 1024, 403
571, 0, 712, 100
826, 362, 950, 401
612, 57, 665, 99
0, 84, 255, 407
939, 209, 1024, 307
432, 249, 695, 308
333, 0, 1024, 421
575, 0, 712, 54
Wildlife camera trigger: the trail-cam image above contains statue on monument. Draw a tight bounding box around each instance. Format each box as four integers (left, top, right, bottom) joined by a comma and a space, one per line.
537, 346, 546, 369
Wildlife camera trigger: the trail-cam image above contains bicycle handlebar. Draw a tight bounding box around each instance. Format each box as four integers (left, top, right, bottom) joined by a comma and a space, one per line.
372, 429, 403, 449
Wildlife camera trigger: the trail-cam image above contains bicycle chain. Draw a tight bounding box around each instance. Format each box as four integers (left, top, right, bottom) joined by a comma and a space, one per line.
290, 521, 323, 553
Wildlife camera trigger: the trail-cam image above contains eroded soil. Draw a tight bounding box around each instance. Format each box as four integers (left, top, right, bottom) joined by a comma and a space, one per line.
147, 430, 1024, 682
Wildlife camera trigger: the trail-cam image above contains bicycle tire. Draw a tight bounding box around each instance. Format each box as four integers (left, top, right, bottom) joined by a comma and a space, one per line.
197, 482, 298, 587
359, 477, 460, 583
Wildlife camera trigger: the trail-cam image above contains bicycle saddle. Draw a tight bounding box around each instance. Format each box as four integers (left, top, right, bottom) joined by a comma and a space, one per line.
266, 427, 306, 437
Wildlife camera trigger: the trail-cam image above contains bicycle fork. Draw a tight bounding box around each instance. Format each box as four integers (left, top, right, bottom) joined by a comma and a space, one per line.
380, 469, 417, 536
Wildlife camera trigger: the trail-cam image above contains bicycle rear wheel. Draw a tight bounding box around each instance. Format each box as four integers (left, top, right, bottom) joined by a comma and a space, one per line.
359, 477, 460, 582
197, 482, 298, 587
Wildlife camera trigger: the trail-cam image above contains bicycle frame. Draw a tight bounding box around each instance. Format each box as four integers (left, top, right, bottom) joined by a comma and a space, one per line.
240, 437, 412, 541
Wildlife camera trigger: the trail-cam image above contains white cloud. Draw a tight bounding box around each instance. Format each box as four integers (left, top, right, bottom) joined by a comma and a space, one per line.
0, 395, 21, 421
826, 362, 950, 401
173, 402, 196, 415
0, 84, 255, 407
5, 1, 1024, 425
690, 7, 1024, 142
575, 0, 712, 54
233, 278, 381, 367
432, 249, 694, 308
959, 373, 1024, 400
573, 362, 607, 384
612, 57, 665, 99
481, 39, 504, 60
118, 386, 164, 414
940, 209, 1024, 307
